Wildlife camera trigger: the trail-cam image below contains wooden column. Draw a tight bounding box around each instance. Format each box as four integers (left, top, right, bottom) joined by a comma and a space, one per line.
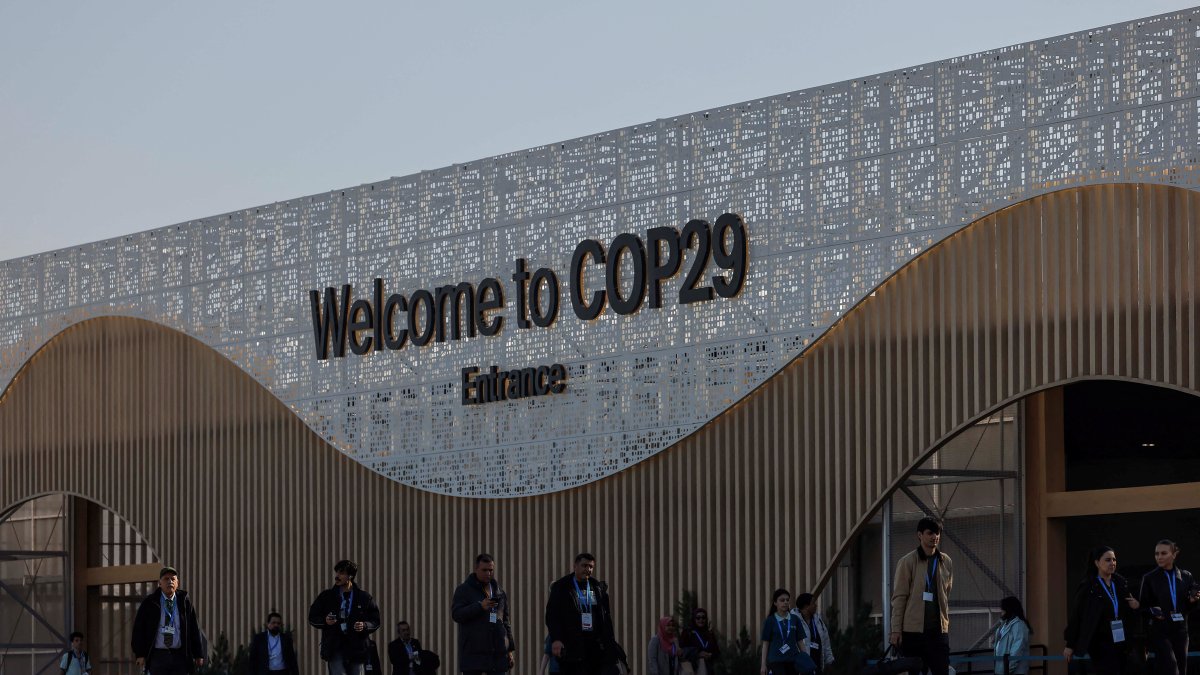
1024, 389, 1067, 670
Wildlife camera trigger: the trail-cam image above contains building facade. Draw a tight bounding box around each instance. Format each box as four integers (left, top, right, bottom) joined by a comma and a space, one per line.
4, 8, 1200, 674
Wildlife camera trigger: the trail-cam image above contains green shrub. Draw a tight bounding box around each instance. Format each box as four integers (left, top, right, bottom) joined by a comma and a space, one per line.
824, 603, 884, 675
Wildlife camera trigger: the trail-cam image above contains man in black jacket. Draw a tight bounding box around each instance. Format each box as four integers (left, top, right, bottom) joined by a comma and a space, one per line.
248, 612, 300, 675
131, 566, 208, 675
308, 560, 382, 675
545, 553, 616, 675
452, 554, 514, 674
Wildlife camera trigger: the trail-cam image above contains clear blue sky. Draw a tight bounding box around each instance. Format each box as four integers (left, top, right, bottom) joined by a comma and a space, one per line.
1, 1, 1194, 260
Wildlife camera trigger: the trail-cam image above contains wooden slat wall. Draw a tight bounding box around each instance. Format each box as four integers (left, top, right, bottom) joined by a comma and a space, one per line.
2, 183, 1198, 674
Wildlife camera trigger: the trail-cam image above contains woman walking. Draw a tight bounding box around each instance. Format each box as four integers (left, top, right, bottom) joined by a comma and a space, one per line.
1063, 546, 1141, 675
760, 589, 806, 675
1138, 539, 1200, 675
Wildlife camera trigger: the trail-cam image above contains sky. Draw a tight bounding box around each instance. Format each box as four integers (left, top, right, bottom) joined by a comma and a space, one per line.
1, 1, 1196, 261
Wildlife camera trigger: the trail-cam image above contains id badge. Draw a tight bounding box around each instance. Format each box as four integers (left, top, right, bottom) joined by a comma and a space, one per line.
779, 644, 791, 655
489, 611, 498, 624
810, 642, 821, 650
1172, 612, 1185, 622
161, 625, 176, 636
340, 622, 348, 632
922, 591, 935, 602
1110, 620, 1125, 642
581, 612, 594, 631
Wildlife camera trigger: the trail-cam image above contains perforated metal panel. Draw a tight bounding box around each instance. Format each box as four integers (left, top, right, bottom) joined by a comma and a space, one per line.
3, 9, 1200, 496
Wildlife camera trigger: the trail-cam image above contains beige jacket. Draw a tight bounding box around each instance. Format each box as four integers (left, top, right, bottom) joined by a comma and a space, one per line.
890, 547, 953, 635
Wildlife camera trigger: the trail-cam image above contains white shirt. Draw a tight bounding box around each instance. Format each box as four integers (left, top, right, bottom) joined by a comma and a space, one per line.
59, 650, 90, 675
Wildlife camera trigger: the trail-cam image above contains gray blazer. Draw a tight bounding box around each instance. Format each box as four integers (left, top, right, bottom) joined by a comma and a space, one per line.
647, 636, 684, 675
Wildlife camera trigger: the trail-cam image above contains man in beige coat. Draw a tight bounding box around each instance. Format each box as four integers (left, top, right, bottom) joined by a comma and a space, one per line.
889, 517, 953, 675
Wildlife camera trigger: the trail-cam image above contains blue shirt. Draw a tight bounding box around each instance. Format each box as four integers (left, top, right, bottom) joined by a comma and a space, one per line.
761, 614, 804, 664
267, 633, 285, 671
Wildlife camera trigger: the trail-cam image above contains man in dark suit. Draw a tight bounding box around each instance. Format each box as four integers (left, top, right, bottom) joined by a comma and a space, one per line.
545, 553, 616, 675
388, 622, 421, 675
131, 566, 207, 675
249, 612, 300, 675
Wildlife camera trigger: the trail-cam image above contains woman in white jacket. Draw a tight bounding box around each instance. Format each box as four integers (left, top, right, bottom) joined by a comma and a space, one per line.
993, 596, 1031, 675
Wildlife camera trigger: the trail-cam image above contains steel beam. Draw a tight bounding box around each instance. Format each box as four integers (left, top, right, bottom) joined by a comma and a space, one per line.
0, 579, 67, 643
899, 486, 1015, 598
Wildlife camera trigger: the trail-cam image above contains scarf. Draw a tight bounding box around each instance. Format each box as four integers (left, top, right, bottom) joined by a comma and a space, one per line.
656, 616, 678, 654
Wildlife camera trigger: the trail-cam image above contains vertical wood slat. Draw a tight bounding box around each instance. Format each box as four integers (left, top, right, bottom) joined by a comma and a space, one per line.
0, 184, 1199, 674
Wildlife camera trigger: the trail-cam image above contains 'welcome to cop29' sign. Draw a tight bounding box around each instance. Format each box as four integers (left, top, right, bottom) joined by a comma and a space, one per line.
309, 214, 748, 405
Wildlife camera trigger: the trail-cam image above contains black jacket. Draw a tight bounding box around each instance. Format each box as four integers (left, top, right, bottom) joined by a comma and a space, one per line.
308, 584, 382, 663
1139, 567, 1197, 632
131, 590, 208, 669
545, 573, 615, 665
1064, 574, 1137, 653
248, 631, 300, 675
451, 574, 514, 672
387, 637, 419, 675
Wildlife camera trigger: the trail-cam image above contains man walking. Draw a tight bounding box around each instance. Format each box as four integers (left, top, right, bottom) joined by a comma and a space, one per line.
309, 560, 382, 675
452, 554, 515, 674
131, 566, 207, 675
791, 594, 834, 675
249, 612, 300, 675
889, 517, 953, 675
545, 553, 616, 675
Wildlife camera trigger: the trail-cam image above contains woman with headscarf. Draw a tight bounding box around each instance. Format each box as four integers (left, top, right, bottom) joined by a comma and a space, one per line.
993, 596, 1031, 675
1063, 546, 1141, 675
648, 615, 685, 675
679, 608, 721, 675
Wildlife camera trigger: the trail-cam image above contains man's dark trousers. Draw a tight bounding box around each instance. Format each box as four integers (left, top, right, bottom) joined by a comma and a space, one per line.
148, 648, 191, 675
559, 662, 607, 675
900, 631, 949, 675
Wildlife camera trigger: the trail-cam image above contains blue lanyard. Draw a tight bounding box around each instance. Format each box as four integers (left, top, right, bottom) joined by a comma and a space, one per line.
1165, 569, 1178, 611
776, 615, 792, 643
572, 577, 592, 613
926, 555, 939, 591
808, 617, 818, 644
341, 590, 354, 616
1098, 576, 1120, 617
693, 630, 709, 650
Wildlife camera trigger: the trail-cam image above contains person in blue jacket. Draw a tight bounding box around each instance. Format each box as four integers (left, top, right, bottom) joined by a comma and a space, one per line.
993, 596, 1031, 675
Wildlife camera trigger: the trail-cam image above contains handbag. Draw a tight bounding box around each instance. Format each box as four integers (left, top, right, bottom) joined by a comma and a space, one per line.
862, 645, 924, 675
794, 650, 818, 674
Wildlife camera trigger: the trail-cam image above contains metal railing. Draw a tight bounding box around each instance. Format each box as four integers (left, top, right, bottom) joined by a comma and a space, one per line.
872, 644, 1200, 675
